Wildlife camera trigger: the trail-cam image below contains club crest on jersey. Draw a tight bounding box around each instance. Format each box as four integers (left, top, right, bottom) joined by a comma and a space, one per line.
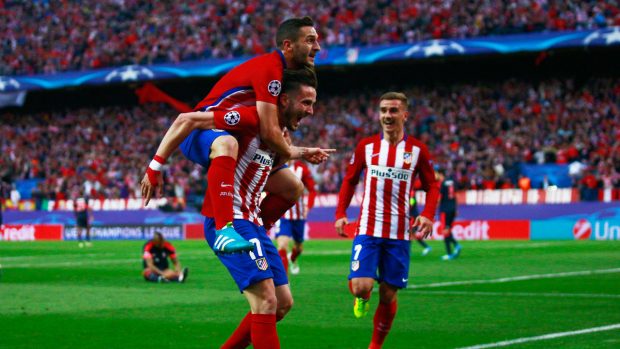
268, 80, 281, 96
255, 257, 269, 271
351, 260, 360, 271
403, 152, 412, 164
224, 111, 241, 126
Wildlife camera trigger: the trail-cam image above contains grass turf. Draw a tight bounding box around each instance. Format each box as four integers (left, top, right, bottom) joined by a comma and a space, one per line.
0, 240, 619, 348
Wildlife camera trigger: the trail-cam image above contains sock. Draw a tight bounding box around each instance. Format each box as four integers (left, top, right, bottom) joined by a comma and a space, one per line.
221, 311, 252, 349
207, 156, 236, 229
417, 239, 428, 248
369, 300, 397, 349
278, 248, 289, 273
250, 314, 280, 349
259, 194, 295, 230
290, 246, 301, 263
145, 272, 159, 282
444, 236, 453, 255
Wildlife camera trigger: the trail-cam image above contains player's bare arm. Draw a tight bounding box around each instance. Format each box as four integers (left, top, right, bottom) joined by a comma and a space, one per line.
145, 258, 164, 275
141, 111, 216, 205
335, 217, 349, 237
257, 101, 297, 160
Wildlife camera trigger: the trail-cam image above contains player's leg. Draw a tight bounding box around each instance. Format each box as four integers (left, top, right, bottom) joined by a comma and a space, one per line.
161, 268, 181, 281
180, 129, 252, 253
260, 168, 304, 230
276, 219, 292, 273
76, 225, 83, 247
369, 283, 399, 349
370, 238, 410, 348
349, 235, 380, 318
85, 224, 92, 247
416, 238, 431, 256
288, 220, 305, 275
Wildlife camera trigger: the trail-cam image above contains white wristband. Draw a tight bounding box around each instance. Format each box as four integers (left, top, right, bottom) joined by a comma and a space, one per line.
149, 159, 163, 171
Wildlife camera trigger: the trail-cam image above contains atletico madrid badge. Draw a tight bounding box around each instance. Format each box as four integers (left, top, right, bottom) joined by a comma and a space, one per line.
255, 257, 269, 271
403, 152, 412, 165
351, 260, 360, 271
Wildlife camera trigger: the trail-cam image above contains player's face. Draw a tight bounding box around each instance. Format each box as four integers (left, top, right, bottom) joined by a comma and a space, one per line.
282, 85, 316, 131
292, 26, 320, 67
379, 99, 408, 134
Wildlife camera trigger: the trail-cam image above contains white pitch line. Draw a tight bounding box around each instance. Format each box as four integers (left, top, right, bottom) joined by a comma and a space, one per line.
1, 255, 210, 269
456, 323, 620, 349
413, 290, 620, 299
409, 268, 620, 289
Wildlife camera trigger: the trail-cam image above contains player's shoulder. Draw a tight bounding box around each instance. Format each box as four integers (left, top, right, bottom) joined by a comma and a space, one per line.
143, 241, 153, 251
163, 241, 175, 251
240, 51, 284, 71
406, 135, 429, 150
358, 134, 381, 147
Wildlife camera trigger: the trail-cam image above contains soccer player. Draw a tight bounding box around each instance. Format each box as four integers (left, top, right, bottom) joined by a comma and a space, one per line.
142, 232, 189, 283
335, 92, 440, 349
437, 169, 462, 260
275, 130, 317, 275
142, 16, 327, 254
74, 192, 92, 248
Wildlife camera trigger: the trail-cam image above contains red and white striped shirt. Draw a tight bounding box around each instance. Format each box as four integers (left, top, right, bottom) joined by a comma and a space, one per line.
201, 111, 275, 226
336, 134, 440, 240
283, 161, 316, 220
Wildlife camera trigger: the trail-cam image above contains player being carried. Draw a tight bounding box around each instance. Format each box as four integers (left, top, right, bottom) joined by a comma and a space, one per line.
141, 17, 332, 254
335, 92, 440, 349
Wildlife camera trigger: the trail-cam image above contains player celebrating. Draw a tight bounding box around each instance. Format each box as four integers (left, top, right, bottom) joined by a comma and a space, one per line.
335, 92, 440, 349
275, 130, 317, 275
142, 232, 189, 283
142, 16, 326, 254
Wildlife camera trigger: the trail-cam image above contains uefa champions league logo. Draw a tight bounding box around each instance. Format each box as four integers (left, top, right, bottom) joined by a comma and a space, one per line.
224, 111, 241, 126
105, 65, 155, 82
0, 76, 21, 92
268, 80, 281, 96
583, 27, 620, 46
405, 39, 466, 57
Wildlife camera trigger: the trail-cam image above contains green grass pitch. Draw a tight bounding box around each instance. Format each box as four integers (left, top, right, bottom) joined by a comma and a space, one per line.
1, 240, 619, 348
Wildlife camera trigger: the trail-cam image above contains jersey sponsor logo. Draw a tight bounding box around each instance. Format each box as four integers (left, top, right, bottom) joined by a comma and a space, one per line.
351, 260, 360, 271
573, 219, 592, 240
252, 149, 274, 167
368, 165, 412, 181
268, 80, 282, 96
223, 111, 241, 126
255, 257, 269, 271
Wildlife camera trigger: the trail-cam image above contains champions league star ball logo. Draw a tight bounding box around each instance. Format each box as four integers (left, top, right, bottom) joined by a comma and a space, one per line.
105, 65, 155, 82
405, 39, 466, 58
583, 27, 620, 46
268, 80, 281, 96
224, 111, 241, 126
0, 76, 21, 92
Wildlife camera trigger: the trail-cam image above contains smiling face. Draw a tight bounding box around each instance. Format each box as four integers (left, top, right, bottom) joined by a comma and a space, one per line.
289, 26, 321, 68
281, 85, 317, 131
379, 99, 408, 137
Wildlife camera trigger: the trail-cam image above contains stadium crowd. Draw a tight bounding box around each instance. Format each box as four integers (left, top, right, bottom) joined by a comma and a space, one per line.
1, 77, 618, 203
2, 0, 619, 75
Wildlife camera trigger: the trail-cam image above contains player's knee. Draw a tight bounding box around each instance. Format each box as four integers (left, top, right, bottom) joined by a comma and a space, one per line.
352, 283, 373, 298
211, 135, 238, 158
276, 297, 293, 319
255, 294, 278, 314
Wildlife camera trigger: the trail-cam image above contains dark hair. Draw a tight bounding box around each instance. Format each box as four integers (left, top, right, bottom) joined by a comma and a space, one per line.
153, 232, 164, 241
276, 16, 314, 48
380, 92, 409, 109
282, 67, 317, 94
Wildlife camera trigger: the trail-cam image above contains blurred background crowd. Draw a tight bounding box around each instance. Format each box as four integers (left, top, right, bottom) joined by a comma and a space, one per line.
2, 0, 620, 75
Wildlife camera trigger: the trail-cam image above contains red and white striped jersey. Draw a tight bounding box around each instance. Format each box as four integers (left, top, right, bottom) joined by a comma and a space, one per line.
336, 134, 440, 240
201, 111, 275, 226
283, 161, 317, 220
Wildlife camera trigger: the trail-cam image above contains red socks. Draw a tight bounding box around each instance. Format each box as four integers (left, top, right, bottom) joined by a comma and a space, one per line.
278, 249, 289, 273
251, 314, 280, 349
221, 311, 252, 349
259, 194, 295, 230
369, 301, 397, 349
208, 156, 236, 229
290, 246, 301, 262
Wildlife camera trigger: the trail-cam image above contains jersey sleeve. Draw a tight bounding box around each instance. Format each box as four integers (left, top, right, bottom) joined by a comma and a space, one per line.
142, 242, 153, 259
212, 106, 259, 136
335, 142, 367, 219
414, 144, 440, 221
300, 163, 317, 210
251, 57, 282, 105
164, 242, 177, 259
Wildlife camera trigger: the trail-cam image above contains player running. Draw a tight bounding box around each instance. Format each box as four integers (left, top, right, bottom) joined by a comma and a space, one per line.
335, 92, 440, 349
275, 130, 317, 275
141, 17, 328, 254
437, 169, 462, 260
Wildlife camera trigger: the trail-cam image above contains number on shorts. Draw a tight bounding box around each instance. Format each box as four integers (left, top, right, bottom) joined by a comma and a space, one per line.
353, 244, 362, 260
248, 238, 263, 260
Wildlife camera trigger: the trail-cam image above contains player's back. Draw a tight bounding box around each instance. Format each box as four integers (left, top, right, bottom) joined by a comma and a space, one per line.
195, 51, 285, 111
